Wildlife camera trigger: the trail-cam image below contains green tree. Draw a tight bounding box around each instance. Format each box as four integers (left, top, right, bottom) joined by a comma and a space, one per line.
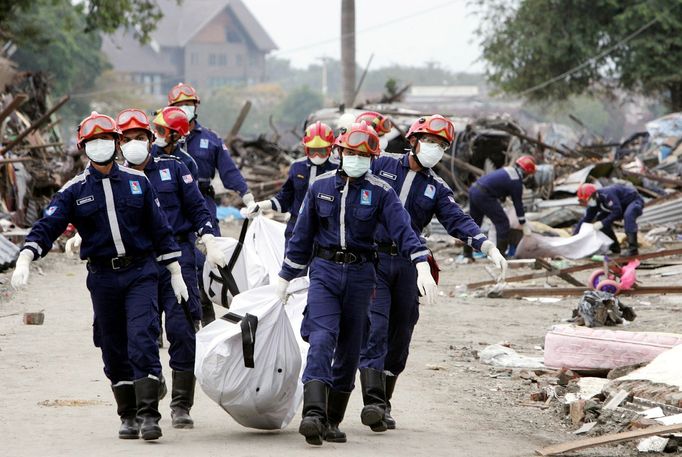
476, 0, 682, 111
275, 86, 324, 130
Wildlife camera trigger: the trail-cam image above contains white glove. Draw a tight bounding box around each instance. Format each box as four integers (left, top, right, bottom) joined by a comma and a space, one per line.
242, 192, 257, 215
11, 250, 34, 289
522, 223, 533, 236
165, 261, 189, 303
65, 232, 82, 256
415, 261, 438, 305
480, 240, 508, 281
276, 276, 290, 304
593, 221, 603, 231
201, 234, 227, 268
256, 200, 273, 212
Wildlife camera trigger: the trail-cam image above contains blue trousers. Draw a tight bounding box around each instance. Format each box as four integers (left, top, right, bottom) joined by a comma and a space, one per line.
469, 187, 510, 241
623, 199, 643, 233
301, 258, 375, 392
360, 253, 419, 375
157, 241, 200, 372
89, 256, 161, 383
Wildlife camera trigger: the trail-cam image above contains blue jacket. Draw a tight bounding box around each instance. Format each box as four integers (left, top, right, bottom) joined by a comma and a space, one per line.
576, 184, 643, 230
142, 156, 214, 238
271, 157, 338, 216
184, 121, 248, 196
473, 166, 526, 223
371, 153, 487, 251
150, 144, 199, 179
279, 170, 429, 281
23, 163, 180, 264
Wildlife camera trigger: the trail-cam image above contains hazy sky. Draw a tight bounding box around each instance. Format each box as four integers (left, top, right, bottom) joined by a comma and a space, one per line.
241, 0, 484, 73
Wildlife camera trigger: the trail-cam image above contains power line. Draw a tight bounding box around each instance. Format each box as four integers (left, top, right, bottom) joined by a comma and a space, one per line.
517, 17, 658, 97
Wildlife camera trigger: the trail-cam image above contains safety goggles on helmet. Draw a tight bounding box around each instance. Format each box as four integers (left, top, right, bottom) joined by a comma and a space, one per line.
423, 117, 453, 140
116, 109, 151, 133
356, 112, 392, 135
307, 147, 330, 158
346, 130, 379, 153
154, 124, 168, 137
80, 115, 116, 139
168, 83, 199, 105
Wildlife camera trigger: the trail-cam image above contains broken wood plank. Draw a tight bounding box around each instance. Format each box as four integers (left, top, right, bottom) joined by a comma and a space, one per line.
225, 100, 252, 145
535, 258, 584, 287
535, 423, 682, 456
622, 170, 682, 189
0, 95, 69, 155
0, 93, 28, 124
496, 286, 682, 298
468, 248, 682, 289
603, 389, 629, 410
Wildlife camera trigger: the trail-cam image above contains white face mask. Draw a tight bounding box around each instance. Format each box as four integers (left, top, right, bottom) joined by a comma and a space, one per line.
179, 105, 195, 121
121, 139, 149, 165
310, 155, 328, 166
416, 141, 445, 168
379, 136, 388, 151
84, 139, 116, 163
153, 136, 168, 148
342, 155, 371, 178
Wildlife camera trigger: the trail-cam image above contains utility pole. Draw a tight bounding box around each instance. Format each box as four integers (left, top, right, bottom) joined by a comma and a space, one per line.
341, 0, 356, 108
318, 57, 329, 98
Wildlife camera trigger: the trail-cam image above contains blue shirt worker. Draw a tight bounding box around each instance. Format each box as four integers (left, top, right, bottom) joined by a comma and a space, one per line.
11, 112, 188, 441
575, 183, 644, 256
361, 115, 507, 431
166, 82, 256, 326
275, 122, 436, 446
252, 121, 338, 246
116, 108, 227, 429
465, 155, 537, 259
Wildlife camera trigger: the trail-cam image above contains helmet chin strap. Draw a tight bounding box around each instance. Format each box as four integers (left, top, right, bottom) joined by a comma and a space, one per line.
410, 148, 426, 169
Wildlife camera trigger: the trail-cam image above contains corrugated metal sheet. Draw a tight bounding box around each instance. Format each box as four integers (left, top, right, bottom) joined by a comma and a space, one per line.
0, 235, 20, 271
640, 196, 682, 225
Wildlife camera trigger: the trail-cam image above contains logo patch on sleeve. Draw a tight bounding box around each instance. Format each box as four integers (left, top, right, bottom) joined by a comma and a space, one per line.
424, 184, 436, 199
200, 138, 209, 149
360, 189, 372, 205
182, 174, 193, 184
159, 168, 172, 181
379, 170, 397, 181
317, 193, 334, 202
45, 206, 57, 216
129, 180, 142, 195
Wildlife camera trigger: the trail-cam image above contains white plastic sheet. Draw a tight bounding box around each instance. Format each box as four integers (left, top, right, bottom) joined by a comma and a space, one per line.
195, 279, 309, 430
515, 223, 613, 260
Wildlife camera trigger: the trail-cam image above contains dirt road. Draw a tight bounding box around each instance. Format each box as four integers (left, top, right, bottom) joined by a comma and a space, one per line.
1, 244, 678, 457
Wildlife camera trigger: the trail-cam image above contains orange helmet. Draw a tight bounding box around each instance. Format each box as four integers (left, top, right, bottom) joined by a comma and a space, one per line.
77, 111, 120, 149
153, 106, 190, 137
355, 111, 392, 136
168, 82, 200, 105
515, 155, 537, 175
116, 109, 152, 136
303, 121, 335, 149
336, 121, 380, 156
406, 114, 455, 144
577, 183, 598, 204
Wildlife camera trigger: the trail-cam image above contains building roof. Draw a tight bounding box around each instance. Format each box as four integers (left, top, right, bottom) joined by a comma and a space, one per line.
152, 0, 277, 51
101, 31, 177, 75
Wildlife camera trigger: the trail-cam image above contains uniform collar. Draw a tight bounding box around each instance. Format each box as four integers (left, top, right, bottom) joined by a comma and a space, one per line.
192, 121, 203, 133
334, 170, 365, 189
88, 162, 121, 181
144, 158, 158, 172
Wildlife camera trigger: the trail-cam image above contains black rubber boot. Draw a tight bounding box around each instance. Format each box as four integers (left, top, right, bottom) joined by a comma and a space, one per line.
384, 375, 397, 430
360, 368, 388, 432
299, 380, 327, 446
462, 245, 474, 261
200, 289, 215, 327
134, 377, 162, 441
625, 232, 639, 256
111, 383, 139, 439
170, 370, 195, 429
496, 237, 509, 258
325, 390, 351, 443
159, 373, 167, 401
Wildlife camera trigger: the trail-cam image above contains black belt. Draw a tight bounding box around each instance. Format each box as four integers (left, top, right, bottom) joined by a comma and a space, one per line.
87, 254, 149, 270
315, 247, 375, 264
198, 182, 215, 198
377, 243, 399, 256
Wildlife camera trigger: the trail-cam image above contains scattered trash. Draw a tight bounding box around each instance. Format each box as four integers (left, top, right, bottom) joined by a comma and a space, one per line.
570, 290, 636, 327
23, 311, 44, 325
478, 343, 544, 369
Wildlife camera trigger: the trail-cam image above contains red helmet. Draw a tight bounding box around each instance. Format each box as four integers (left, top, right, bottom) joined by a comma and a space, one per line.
303, 121, 335, 149
152, 106, 190, 137
116, 109, 152, 136
355, 111, 392, 136
336, 121, 380, 156
515, 155, 537, 175
168, 82, 200, 105
577, 183, 598, 204
77, 111, 120, 149
406, 114, 455, 144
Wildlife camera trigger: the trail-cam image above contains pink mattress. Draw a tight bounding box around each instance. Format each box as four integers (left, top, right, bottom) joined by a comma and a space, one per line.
544, 325, 682, 371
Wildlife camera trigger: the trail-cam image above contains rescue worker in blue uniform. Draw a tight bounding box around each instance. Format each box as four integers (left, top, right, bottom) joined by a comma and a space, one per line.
276, 122, 437, 446
116, 107, 228, 429
575, 183, 643, 256
166, 83, 256, 326
11, 112, 188, 441
464, 155, 537, 259
253, 121, 338, 246
361, 115, 508, 431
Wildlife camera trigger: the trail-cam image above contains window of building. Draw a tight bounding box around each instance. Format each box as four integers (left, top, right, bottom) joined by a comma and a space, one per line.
249, 54, 259, 67
209, 54, 217, 66
225, 27, 242, 43
218, 54, 227, 66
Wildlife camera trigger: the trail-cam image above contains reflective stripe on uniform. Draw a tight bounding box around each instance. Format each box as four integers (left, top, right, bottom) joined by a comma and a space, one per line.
284, 257, 307, 270
340, 179, 349, 249
156, 251, 181, 262
271, 197, 282, 213
24, 241, 42, 256
102, 178, 126, 257
399, 170, 417, 205
410, 249, 430, 261
309, 165, 318, 185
